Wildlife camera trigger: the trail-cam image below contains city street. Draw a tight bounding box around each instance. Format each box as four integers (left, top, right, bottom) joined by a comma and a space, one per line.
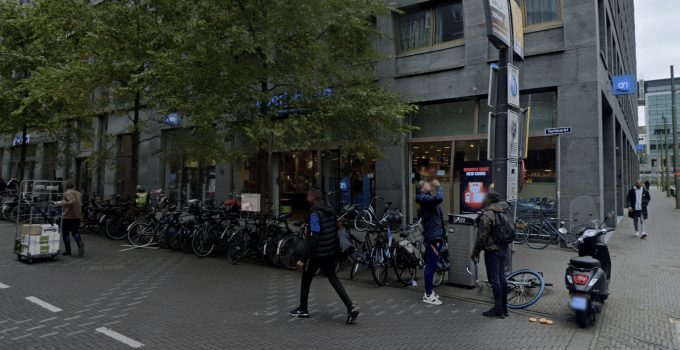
0, 189, 677, 349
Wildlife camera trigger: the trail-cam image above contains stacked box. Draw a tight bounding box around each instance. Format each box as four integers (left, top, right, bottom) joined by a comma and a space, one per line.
19, 224, 60, 256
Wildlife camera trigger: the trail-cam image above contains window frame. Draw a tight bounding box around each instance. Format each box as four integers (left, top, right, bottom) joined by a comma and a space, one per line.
395, 0, 465, 56
521, 0, 563, 33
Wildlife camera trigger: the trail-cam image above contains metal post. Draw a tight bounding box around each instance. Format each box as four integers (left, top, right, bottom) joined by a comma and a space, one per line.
663, 116, 670, 196
671, 66, 680, 205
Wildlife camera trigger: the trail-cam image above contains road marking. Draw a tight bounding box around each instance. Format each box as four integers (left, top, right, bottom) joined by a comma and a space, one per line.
0, 282, 9, 289
39, 317, 57, 323
96, 327, 144, 348
11, 333, 32, 341
25, 325, 45, 331
52, 323, 70, 329
64, 316, 81, 321
39, 332, 58, 338
0, 327, 19, 333
25, 297, 62, 313
67, 330, 85, 336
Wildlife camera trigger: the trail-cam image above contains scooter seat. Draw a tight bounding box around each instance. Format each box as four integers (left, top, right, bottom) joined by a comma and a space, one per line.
569, 256, 601, 270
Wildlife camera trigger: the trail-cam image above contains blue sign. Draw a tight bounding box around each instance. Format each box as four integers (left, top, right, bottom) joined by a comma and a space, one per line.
164, 113, 181, 126
613, 75, 636, 96
12, 135, 30, 146
544, 127, 572, 136
636, 144, 645, 153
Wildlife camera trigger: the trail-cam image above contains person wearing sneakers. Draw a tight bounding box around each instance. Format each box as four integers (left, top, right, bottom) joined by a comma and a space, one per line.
627, 179, 651, 239
289, 189, 359, 324
57, 180, 85, 257
471, 191, 509, 318
416, 179, 446, 305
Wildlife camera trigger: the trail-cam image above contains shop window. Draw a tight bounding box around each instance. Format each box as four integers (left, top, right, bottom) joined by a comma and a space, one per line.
517, 136, 557, 220
522, 0, 562, 29
520, 91, 557, 132
397, 1, 463, 53
410, 141, 453, 219
412, 99, 475, 138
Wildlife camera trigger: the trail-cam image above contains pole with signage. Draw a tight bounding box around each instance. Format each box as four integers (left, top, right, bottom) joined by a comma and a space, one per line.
671, 66, 679, 206
664, 116, 670, 196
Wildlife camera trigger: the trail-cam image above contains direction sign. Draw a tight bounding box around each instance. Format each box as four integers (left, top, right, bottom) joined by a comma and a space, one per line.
544, 127, 572, 136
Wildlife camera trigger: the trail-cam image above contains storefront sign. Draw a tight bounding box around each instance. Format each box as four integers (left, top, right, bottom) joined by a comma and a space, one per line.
164, 113, 181, 126
544, 127, 572, 136
12, 135, 30, 146
460, 161, 492, 214
507, 160, 519, 201
613, 75, 636, 96
484, 0, 512, 48
508, 64, 520, 108
241, 193, 261, 212
510, 0, 524, 60
507, 110, 519, 159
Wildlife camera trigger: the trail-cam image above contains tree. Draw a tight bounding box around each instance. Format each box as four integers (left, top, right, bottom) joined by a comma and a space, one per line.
145, 0, 416, 207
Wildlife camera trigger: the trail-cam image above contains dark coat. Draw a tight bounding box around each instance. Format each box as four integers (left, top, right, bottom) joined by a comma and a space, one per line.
416, 186, 446, 243
305, 202, 338, 259
472, 201, 509, 256
627, 186, 651, 219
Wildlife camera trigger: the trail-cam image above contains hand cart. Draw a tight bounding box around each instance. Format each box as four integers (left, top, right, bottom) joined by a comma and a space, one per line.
13, 180, 64, 264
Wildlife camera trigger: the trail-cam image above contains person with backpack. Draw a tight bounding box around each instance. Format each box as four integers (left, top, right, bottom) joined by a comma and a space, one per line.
289, 189, 360, 324
627, 179, 651, 239
471, 191, 512, 318
416, 179, 446, 305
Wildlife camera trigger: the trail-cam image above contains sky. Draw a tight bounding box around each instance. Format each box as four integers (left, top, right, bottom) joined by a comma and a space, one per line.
633, 0, 680, 125
634, 0, 680, 80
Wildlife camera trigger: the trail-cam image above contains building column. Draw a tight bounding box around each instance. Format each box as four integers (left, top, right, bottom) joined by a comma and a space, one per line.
602, 107, 617, 218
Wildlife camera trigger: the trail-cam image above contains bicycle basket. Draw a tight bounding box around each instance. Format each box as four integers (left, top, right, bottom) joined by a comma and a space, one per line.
396, 240, 419, 268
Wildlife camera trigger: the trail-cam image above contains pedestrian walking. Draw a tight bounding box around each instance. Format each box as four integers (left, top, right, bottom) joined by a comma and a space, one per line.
415, 179, 446, 305
644, 180, 651, 190
57, 180, 85, 257
289, 189, 359, 324
471, 191, 510, 319
627, 179, 651, 239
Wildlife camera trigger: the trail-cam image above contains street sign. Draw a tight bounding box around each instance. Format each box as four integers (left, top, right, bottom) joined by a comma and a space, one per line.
510, 0, 524, 60
508, 64, 520, 108
613, 75, 636, 96
12, 135, 30, 146
507, 110, 519, 159
507, 160, 519, 201
484, 0, 511, 48
544, 127, 572, 136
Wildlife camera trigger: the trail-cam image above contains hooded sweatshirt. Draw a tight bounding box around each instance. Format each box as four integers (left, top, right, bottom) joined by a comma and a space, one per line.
472, 201, 509, 256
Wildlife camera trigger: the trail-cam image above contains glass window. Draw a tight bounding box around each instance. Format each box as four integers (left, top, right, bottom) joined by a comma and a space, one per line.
409, 141, 453, 219
520, 91, 557, 132
412, 100, 475, 137
523, 0, 561, 27
398, 9, 431, 51
397, 1, 464, 53
517, 136, 557, 220
434, 2, 464, 44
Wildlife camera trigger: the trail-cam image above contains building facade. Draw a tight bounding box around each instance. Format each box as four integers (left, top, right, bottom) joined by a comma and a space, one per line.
373, 0, 639, 222
1, 0, 639, 223
639, 78, 679, 182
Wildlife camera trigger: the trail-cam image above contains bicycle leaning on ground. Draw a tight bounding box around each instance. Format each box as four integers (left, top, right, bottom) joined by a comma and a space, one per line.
466, 260, 551, 310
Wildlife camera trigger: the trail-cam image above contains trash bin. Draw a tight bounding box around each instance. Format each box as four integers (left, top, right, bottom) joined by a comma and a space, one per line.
447, 214, 477, 287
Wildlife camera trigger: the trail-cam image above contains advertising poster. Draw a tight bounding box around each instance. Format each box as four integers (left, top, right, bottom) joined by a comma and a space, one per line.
485, 0, 511, 48
507, 109, 520, 159
460, 161, 492, 214
241, 193, 261, 212
510, 0, 524, 59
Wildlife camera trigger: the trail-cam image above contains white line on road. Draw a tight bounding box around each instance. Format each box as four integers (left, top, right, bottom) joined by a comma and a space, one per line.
52, 323, 70, 329
11, 333, 31, 341
39, 332, 58, 338
63, 316, 81, 321
39, 317, 57, 323
96, 327, 144, 348
25, 325, 45, 331
0, 282, 9, 289
25, 297, 62, 313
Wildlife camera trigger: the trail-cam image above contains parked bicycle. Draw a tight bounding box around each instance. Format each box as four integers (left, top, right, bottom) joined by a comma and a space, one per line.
353, 197, 403, 233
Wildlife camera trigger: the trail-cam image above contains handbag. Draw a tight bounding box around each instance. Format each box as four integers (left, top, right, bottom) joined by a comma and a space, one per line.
336, 228, 355, 260
627, 208, 634, 219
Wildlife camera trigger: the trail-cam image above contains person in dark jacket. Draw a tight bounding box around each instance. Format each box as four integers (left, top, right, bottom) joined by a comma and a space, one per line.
627, 179, 651, 239
290, 189, 359, 324
416, 179, 446, 305
644, 180, 651, 190
6, 176, 18, 195
471, 191, 509, 318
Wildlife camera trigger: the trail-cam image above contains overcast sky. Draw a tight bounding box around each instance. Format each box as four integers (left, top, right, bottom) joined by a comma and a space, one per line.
635, 0, 680, 80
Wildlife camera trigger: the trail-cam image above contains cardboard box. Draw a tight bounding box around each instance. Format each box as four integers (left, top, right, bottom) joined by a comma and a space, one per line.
21, 224, 43, 236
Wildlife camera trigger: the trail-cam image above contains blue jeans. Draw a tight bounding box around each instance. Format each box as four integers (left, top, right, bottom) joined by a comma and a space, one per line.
62, 218, 82, 254
424, 241, 442, 295
484, 249, 507, 313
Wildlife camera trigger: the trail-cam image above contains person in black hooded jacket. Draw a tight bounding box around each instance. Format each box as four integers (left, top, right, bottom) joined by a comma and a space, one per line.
289, 189, 360, 324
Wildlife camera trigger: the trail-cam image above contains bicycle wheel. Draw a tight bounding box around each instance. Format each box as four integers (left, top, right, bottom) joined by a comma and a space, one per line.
354, 211, 372, 232
227, 231, 248, 265
191, 227, 215, 257
393, 258, 416, 286
105, 217, 128, 240
506, 269, 545, 309
349, 245, 366, 280
370, 246, 389, 286
179, 227, 194, 253
525, 224, 553, 250
127, 222, 154, 247
433, 268, 446, 287
277, 235, 299, 270
563, 231, 580, 252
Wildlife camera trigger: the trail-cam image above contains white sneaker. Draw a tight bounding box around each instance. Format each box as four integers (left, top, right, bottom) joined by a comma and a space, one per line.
422, 293, 442, 305
640, 232, 647, 239
634, 232, 640, 237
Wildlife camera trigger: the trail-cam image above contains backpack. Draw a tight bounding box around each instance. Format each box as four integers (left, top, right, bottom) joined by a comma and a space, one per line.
490, 211, 515, 246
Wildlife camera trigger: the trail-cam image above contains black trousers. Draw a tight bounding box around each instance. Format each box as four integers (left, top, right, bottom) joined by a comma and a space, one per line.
300, 257, 353, 311
62, 218, 83, 254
